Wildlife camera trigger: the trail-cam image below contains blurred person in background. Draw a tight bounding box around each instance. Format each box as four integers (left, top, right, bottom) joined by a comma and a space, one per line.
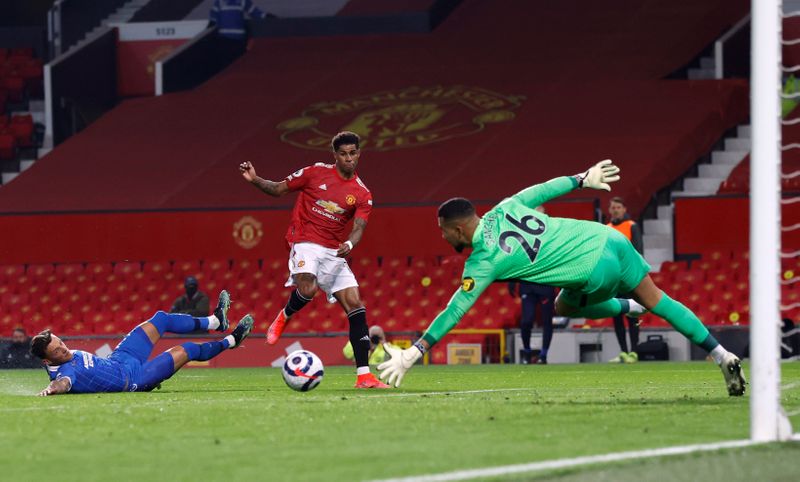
171, 276, 210, 318
343, 325, 400, 365
606, 197, 643, 363
0, 328, 40, 369
509, 281, 556, 364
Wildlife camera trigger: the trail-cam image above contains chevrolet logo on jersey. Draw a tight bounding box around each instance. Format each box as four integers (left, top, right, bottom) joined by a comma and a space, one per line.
315, 199, 346, 215
462, 277, 476, 292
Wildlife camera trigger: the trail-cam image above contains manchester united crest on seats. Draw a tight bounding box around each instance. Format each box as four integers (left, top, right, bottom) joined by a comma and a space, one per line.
277, 85, 524, 151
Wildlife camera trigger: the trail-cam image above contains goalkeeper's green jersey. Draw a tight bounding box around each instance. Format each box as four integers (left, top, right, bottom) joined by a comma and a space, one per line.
422, 176, 611, 346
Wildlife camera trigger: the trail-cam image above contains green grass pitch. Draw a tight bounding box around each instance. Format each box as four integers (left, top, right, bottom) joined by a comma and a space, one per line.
1, 362, 799, 481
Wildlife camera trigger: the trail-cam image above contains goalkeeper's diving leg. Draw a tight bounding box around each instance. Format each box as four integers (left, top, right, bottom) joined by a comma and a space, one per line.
555, 233, 746, 396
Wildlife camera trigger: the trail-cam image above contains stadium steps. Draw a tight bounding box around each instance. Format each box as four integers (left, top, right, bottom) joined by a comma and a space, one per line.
72, 0, 153, 51
688, 56, 716, 80
1, 100, 45, 186
672, 124, 750, 198
643, 123, 750, 271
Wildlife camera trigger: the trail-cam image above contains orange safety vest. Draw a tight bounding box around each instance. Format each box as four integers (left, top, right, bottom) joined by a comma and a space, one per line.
607, 219, 635, 241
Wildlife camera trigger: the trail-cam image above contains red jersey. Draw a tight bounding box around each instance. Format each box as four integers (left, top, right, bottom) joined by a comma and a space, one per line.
284, 163, 373, 249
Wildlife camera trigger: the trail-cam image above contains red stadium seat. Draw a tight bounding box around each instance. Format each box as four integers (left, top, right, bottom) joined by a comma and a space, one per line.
86, 262, 112, 279
203, 259, 229, 275
214, 270, 238, 284
314, 316, 346, 333
10, 114, 33, 147
97, 292, 118, 306
152, 291, 172, 308
26, 263, 54, 278
382, 256, 407, 272
173, 260, 201, 278
2, 76, 24, 102
82, 311, 104, 324
25, 312, 54, 334
136, 302, 155, 319
113, 261, 141, 276
61, 316, 91, 335
114, 311, 139, 326
96, 320, 123, 335
0, 131, 16, 159
61, 291, 82, 308
204, 279, 220, 294
0, 311, 22, 332
142, 261, 171, 278
19, 58, 43, 97
236, 258, 261, 271
55, 263, 84, 279
2, 292, 29, 310
0, 264, 25, 282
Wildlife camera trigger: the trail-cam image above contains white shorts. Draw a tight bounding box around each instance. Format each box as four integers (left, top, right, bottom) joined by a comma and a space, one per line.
285, 242, 359, 303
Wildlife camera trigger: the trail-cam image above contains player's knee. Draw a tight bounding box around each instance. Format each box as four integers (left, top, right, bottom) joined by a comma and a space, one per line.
180, 342, 199, 360
149, 311, 169, 325
297, 283, 318, 299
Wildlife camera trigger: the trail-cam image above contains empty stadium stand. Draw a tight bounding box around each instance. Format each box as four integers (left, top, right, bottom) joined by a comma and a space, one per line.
4, 248, 795, 341
0, 1, 765, 360
0, 0, 748, 218
0, 46, 43, 184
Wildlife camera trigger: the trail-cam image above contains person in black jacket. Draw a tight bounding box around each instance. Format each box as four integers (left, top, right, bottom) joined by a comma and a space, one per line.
1, 328, 40, 368
170, 276, 210, 318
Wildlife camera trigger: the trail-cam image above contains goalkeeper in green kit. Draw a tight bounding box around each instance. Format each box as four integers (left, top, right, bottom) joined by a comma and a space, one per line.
378, 160, 746, 396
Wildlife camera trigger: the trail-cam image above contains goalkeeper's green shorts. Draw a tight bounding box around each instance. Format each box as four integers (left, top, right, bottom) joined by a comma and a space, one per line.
559, 229, 651, 307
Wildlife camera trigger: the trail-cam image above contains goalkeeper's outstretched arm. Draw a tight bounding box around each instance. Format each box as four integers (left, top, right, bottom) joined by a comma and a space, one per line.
378, 260, 493, 388
513, 159, 621, 208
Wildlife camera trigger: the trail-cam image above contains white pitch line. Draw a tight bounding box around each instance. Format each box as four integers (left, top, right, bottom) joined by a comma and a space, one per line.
364, 388, 537, 398
372, 440, 762, 482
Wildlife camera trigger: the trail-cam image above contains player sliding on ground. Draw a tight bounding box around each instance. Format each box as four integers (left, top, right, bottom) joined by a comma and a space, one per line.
379, 160, 746, 396
31, 291, 253, 395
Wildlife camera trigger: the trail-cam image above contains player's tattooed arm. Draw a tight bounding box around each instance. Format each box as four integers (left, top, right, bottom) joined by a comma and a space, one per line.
337, 218, 367, 257
239, 161, 290, 197
38, 377, 71, 396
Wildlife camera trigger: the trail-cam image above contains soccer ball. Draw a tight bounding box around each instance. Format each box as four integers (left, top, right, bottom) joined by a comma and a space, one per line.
282, 350, 324, 392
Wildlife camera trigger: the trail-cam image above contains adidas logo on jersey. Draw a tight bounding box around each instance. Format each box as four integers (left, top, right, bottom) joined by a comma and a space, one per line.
319, 184, 327, 190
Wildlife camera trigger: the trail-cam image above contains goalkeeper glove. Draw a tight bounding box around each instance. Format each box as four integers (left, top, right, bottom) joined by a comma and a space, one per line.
575, 159, 620, 191
378, 342, 424, 388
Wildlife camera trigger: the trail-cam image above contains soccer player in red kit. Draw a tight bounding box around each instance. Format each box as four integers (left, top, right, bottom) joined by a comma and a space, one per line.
239, 131, 389, 388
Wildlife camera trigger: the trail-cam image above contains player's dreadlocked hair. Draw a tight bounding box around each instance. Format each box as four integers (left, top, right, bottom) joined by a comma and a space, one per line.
331, 131, 361, 152
30, 329, 52, 359
438, 197, 476, 223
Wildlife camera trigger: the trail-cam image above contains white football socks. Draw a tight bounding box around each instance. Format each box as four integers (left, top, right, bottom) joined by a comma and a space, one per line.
710, 345, 728, 365
207, 316, 220, 331
627, 300, 648, 317
224, 335, 235, 349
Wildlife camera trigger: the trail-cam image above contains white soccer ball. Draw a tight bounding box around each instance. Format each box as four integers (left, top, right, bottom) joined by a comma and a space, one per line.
282, 350, 324, 392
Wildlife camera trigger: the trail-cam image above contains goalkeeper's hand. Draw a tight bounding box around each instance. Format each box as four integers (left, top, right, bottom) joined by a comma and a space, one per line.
378, 343, 423, 388
576, 159, 620, 191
